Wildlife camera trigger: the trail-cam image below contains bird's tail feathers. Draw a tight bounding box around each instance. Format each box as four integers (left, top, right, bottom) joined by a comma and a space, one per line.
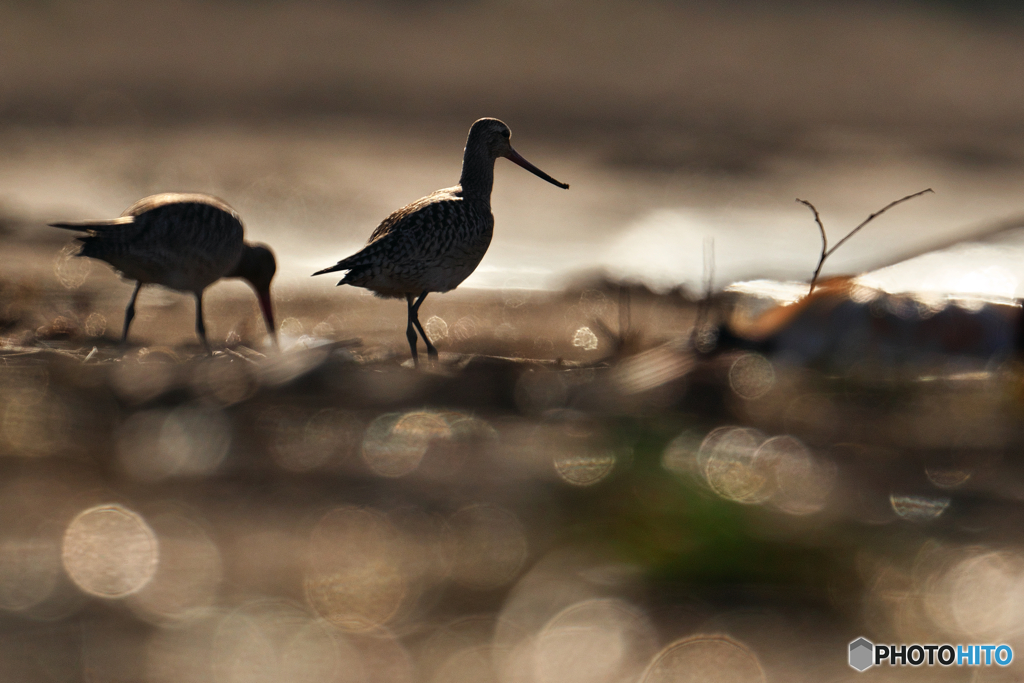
49, 217, 135, 231
312, 256, 361, 277
312, 264, 345, 278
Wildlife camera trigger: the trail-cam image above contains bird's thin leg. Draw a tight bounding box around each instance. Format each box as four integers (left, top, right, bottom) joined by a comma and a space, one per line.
405, 294, 419, 364
195, 291, 211, 351
410, 292, 437, 359
122, 281, 143, 344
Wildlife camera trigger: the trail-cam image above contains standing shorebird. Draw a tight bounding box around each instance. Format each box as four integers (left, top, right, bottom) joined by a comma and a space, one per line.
313, 118, 569, 363
50, 193, 277, 348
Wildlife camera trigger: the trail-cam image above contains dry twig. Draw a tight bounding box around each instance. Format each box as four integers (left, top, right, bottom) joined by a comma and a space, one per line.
798, 188, 934, 295
689, 237, 716, 351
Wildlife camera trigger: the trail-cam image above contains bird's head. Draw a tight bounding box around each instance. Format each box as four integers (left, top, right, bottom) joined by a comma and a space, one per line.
467, 118, 569, 189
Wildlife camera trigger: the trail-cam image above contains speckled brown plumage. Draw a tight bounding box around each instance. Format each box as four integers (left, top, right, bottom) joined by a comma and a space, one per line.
328, 188, 495, 298
314, 118, 568, 363
69, 193, 245, 291
51, 192, 277, 347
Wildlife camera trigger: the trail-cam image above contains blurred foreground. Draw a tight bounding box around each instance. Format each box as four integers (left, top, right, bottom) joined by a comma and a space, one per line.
0, 274, 1023, 681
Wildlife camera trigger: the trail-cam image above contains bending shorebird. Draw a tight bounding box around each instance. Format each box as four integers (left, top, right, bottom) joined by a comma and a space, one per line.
313, 117, 568, 363
50, 193, 277, 348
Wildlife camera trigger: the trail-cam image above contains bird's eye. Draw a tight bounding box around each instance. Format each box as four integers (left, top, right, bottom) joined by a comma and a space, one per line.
502, 130, 510, 139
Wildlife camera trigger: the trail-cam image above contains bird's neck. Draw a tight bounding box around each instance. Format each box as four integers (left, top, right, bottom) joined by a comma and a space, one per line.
229, 245, 252, 279
458, 146, 496, 200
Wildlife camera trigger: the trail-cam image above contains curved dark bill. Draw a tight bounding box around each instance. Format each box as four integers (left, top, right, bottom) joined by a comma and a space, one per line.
258, 290, 278, 346
505, 149, 569, 189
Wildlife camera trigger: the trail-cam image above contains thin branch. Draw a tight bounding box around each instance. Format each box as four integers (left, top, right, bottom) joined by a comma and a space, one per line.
826, 188, 934, 258
796, 198, 827, 295
799, 188, 934, 295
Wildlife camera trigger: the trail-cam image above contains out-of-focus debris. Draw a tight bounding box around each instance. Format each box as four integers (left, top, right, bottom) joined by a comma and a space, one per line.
713, 277, 1021, 372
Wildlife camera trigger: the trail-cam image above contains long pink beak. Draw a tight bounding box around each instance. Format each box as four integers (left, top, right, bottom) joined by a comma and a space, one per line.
505, 148, 569, 189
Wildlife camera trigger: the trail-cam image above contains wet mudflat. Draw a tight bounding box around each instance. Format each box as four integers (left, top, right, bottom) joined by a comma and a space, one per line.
0, 275, 1021, 682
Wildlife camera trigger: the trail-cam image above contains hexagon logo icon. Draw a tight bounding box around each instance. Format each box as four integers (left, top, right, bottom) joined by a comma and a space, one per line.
849, 637, 874, 671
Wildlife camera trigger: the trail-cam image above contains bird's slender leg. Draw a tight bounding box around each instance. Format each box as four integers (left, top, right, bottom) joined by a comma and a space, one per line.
405, 293, 419, 364
194, 291, 211, 351
410, 291, 437, 359
121, 281, 143, 344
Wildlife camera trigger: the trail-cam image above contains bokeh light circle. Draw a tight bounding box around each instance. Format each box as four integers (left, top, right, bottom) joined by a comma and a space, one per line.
54, 242, 92, 289
533, 598, 657, 683
544, 415, 618, 487
572, 327, 599, 351
889, 494, 950, 522
728, 353, 775, 400
449, 504, 528, 590
698, 427, 772, 504
305, 506, 408, 631
640, 635, 766, 683
126, 514, 222, 623
116, 405, 232, 482
758, 435, 835, 515
0, 537, 61, 611
61, 504, 158, 598
362, 411, 451, 477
